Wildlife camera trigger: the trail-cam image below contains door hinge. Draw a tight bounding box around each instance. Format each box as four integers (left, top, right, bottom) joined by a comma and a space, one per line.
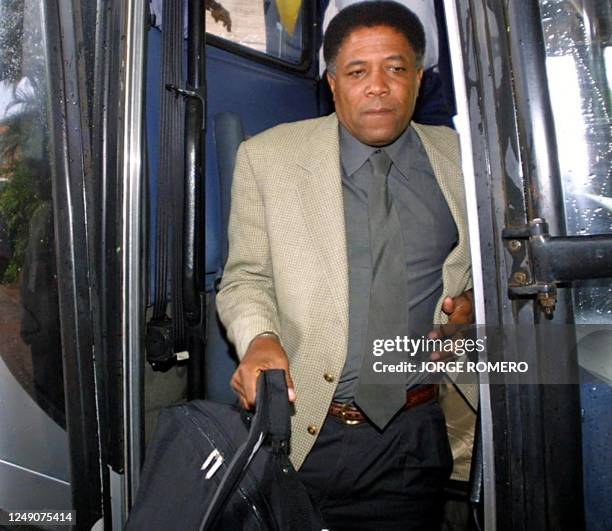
502, 218, 612, 317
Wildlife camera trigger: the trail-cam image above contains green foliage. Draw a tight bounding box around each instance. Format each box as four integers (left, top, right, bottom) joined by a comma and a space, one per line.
0, 0, 50, 283
0, 159, 42, 283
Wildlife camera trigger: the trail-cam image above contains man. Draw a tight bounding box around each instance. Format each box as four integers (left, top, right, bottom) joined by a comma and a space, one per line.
217, 2, 473, 529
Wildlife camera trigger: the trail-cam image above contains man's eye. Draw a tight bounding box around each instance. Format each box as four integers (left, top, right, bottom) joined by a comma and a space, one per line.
388, 66, 407, 73
348, 70, 365, 77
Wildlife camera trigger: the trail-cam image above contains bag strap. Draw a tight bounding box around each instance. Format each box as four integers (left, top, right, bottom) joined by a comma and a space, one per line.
200, 370, 290, 531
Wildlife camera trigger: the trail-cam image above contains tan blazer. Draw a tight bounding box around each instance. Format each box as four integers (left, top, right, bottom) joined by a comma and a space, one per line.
217, 113, 477, 477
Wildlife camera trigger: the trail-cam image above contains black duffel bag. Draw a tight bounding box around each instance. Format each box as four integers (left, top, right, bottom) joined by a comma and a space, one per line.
125, 369, 324, 531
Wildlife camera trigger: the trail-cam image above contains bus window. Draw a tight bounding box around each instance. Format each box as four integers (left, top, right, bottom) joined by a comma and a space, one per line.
538, 2, 612, 326
205, 0, 309, 65
538, 1, 612, 528
0, 0, 71, 513
540, 0, 612, 247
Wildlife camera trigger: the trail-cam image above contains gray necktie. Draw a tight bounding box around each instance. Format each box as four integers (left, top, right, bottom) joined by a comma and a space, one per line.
354, 149, 409, 429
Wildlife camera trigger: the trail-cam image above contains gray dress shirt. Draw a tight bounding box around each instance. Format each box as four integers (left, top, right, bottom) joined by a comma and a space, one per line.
334, 124, 459, 402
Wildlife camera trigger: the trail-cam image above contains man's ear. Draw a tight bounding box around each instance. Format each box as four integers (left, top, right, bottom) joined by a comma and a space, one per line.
416, 67, 424, 90
326, 71, 337, 100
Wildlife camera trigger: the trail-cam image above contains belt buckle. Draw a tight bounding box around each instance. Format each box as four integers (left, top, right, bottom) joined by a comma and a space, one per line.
339, 403, 361, 425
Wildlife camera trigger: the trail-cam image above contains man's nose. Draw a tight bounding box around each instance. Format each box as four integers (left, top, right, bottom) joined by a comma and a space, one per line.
366, 68, 389, 96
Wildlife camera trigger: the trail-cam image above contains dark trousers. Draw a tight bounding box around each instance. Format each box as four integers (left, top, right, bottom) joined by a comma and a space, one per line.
297, 400, 453, 531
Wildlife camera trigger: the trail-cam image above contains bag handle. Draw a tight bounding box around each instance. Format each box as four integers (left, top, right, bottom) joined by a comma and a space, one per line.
200, 370, 291, 531
259, 369, 291, 443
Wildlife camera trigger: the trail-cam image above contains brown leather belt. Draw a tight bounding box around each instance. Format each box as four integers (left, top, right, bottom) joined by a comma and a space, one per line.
328, 384, 438, 425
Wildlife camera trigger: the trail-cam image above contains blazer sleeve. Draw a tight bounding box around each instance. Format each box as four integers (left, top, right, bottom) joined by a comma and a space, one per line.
216, 141, 281, 359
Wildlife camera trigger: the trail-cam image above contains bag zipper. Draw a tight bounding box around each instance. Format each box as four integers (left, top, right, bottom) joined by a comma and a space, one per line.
181, 405, 269, 529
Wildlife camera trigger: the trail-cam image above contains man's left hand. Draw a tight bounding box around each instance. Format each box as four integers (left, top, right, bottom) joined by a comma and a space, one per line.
429, 290, 474, 361
441, 290, 474, 325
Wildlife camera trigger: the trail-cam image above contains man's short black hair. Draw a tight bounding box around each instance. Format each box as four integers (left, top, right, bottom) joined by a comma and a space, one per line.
323, 1, 426, 74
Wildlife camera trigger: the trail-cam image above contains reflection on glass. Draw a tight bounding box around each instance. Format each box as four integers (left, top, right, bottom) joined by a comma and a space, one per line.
0, 0, 65, 427
203, 0, 306, 64
540, 0, 612, 323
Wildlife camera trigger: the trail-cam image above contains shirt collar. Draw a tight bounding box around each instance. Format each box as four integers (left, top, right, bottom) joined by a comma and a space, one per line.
339, 123, 417, 177
384, 124, 418, 178
339, 124, 376, 177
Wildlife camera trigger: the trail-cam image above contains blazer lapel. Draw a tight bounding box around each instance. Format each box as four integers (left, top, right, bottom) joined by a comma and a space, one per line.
412, 123, 468, 249
294, 114, 349, 332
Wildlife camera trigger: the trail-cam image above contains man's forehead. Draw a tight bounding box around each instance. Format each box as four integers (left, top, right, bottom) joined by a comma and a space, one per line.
336, 25, 416, 56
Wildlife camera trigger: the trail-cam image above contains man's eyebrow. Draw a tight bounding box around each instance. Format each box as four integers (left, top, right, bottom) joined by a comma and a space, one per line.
384, 54, 407, 62
344, 59, 367, 69
343, 55, 408, 69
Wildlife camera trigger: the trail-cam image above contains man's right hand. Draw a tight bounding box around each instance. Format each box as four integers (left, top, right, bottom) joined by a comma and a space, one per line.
231, 335, 296, 410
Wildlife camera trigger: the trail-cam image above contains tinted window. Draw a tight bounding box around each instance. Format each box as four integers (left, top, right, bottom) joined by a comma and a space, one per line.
205, 0, 308, 64
0, 0, 71, 512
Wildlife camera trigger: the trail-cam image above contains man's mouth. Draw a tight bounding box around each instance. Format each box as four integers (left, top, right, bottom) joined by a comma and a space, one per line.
363, 108, 394, 115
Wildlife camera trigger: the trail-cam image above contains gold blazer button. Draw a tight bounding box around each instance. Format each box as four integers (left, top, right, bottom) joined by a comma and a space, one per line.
323, 373, 335, 383
307, 425, 318, 435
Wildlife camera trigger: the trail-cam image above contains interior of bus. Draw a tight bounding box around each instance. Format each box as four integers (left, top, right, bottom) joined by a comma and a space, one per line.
0, 0, 610, 529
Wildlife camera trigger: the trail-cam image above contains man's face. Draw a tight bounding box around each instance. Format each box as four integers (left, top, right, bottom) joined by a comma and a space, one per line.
327, 25, 424, 147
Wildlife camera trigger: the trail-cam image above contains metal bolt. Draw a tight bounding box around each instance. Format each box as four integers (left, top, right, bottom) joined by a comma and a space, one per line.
513, 271, 528, 285
508, 240, 522, 252
537, 292, 556, 316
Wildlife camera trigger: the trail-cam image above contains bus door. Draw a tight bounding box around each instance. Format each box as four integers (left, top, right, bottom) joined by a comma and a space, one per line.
446, 0, 611, 529
0, 0, 106, 527
1, 0, 162, 526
